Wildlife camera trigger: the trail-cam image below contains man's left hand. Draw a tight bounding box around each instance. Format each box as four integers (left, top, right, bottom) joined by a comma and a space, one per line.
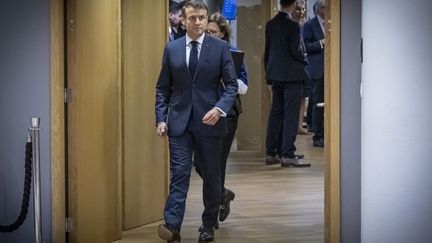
202, 108, 221, 125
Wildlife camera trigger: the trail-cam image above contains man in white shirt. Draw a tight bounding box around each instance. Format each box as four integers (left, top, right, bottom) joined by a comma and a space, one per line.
155, 1, 238, 242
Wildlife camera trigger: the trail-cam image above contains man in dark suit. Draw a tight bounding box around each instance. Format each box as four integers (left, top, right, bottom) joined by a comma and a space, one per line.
264, 0, 311, 167
155, 1, 238, 242
168, 0, 186, 41
302, 0, 325, 147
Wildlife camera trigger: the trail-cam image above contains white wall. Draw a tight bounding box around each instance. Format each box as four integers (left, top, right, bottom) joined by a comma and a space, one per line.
362, 0, 432, 242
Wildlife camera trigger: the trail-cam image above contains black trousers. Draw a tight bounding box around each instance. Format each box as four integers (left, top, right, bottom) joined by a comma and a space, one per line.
266, 81, 303, 158
219, 116, 238, 197
195, 114, 238, 201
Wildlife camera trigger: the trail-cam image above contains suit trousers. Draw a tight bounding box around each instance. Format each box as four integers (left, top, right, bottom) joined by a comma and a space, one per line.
311, 77, 324, 141
195, 114, 238, 201
266, 81, 303, 158
219, 116, 238, 197
165, 119, 222, 230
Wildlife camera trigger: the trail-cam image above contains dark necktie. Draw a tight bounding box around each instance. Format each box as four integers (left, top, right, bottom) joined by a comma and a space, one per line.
189, 41, 198, 77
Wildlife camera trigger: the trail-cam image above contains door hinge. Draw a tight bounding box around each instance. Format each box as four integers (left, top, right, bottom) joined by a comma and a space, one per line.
64, 88, 72, 103
65, 217, 74, 232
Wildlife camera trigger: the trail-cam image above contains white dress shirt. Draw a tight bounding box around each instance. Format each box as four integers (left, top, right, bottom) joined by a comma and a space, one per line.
185, 33, 227, 117
317, 15, 325, 49
185, 33, 204, 67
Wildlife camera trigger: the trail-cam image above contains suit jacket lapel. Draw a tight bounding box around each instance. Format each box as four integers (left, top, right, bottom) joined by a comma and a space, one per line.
313, 17, 324, 39
192, 35, 209, 81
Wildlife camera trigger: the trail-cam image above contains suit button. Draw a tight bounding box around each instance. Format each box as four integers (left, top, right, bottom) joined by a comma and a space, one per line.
192, 84, 195, 88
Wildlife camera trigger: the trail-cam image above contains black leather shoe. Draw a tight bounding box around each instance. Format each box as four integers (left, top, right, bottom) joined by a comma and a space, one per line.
158, 224, 181, 243
265, 155, 281, 165
214, 221, 219, 230
219, 188, 235, 222
281, 157, 311, 167
198, 225, 214, 242
313, 138, 324, 147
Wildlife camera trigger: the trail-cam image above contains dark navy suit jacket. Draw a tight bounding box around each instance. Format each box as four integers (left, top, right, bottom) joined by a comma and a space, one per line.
264, 11, 308, 84
302, 16, 324, 79
155, 35, 238, 137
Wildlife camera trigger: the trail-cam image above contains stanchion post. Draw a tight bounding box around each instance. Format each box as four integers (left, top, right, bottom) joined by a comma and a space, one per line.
30, 117, 42, 243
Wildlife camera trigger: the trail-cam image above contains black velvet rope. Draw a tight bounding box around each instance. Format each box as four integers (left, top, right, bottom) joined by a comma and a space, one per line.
0, 141, 33, 233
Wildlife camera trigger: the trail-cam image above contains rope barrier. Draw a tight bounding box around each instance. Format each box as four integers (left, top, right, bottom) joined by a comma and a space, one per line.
0, 140, 33, 233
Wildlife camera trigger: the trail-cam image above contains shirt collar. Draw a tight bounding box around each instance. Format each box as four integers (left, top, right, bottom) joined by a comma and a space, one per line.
186, 33, 205, 46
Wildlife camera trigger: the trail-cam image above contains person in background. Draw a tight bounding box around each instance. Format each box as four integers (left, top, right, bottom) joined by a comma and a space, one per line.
275, 0, 308, 161
291, 0, 306, 24
291, 0, 311, 135
264, 0, 310, 168
302, 0, 325, 147
168, 0, 186, 41
155, 1, 238, 242
197, 11, 248, 226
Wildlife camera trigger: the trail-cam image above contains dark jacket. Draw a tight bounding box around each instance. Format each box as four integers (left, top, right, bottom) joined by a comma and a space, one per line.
228, 46, 248, 117
155, 35, 238, 136
264, 11, 308, 84
302, 16, 324, 79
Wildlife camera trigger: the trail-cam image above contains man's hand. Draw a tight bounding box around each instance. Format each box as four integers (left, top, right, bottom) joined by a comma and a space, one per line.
156, 122, 168, 137
202, 108, 221, 125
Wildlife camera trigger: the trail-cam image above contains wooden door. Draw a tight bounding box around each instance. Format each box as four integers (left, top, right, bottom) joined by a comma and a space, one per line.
121, 0, 169, 230
66, 0, 121, 242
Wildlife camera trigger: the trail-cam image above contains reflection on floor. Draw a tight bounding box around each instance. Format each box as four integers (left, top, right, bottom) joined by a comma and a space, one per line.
113, 134, 324, 243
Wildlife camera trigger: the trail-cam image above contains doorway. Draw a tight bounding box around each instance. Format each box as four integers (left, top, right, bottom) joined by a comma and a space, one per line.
50, 0, 341, 242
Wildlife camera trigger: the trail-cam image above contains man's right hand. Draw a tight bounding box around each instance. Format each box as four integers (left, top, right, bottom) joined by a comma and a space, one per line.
156, 122, 168, 137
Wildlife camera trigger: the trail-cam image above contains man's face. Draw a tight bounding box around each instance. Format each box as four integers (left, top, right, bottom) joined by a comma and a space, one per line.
169, 10, 182, 27
317, 5, 325, 19
182, 6, 208, 39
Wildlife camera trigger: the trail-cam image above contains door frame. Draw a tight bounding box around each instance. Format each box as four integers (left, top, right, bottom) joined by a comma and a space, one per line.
50, 0, 66, 242
324, 0, 341, 242
50, 0, 342, 242
264, 0, 341, 242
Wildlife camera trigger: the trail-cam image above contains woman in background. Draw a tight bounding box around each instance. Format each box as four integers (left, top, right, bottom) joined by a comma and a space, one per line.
291, 0, 311, 135
196, 12, 248, 226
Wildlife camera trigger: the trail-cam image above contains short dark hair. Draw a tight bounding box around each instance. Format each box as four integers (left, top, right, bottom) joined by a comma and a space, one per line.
169, 0, 181, 14
182, 0, 208, 17
279, 0, 297, 8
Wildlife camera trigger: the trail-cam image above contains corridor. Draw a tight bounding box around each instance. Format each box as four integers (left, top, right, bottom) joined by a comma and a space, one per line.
114, 135, 324, 243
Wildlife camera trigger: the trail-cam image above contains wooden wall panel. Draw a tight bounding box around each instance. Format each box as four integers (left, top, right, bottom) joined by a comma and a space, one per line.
121, 0, 169, 230
237, 0, 271, 151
